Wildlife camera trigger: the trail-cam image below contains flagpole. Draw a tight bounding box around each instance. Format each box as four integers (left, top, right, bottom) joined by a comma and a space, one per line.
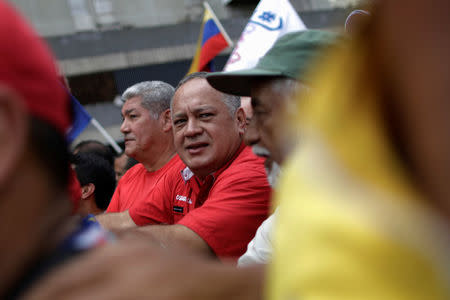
90, 118, 122, 154
203, 2, 233, 47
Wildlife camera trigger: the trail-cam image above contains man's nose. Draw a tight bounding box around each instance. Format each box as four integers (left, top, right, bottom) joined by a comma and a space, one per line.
184, 119, 203, 137
120, 119, 129, 133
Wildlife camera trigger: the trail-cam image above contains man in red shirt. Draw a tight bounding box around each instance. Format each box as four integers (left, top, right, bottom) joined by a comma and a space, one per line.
97, 81, 185, 231
122, 72, 271, 259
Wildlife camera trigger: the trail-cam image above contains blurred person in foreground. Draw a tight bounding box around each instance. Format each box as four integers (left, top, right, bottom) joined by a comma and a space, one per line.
21, 0, 450, 298
267, 3, 450, 300
207, 30, 339, 266
0, 2, 109, 299
71, 152, 117, 216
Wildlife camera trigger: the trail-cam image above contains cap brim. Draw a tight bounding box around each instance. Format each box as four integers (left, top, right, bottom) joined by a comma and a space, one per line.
206, 68, 284, 97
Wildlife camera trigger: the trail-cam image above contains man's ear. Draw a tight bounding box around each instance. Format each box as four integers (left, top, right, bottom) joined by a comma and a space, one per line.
0, 85, 28, 187
81, 183, 95, 200
160, 109, 172, 132
235, 107, 246, 136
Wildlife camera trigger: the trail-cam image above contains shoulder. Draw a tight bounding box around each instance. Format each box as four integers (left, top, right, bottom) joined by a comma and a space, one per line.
235, 146, 266, 167
118, 163, 146, 184
160, 155, 185, 185
220, 146, 267, 180
165, 154, 186, 172
212, 147, 270, 196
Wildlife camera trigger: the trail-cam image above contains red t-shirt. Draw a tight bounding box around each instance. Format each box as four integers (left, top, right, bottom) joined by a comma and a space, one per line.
106, 155, 184, 216
131, 144, 272, 258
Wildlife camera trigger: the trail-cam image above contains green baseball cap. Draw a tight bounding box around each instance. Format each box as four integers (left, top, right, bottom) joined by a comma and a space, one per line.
206, 30, 340, 96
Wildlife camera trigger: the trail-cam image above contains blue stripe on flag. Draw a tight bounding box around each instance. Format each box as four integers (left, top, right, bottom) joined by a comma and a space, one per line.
201, 19, 221, 45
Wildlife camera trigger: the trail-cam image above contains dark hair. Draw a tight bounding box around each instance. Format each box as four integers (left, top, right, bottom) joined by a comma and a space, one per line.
174, 72, 241, 116
71, 152, 116, 210
29, 116, 70, 188
72, 140, 114, 166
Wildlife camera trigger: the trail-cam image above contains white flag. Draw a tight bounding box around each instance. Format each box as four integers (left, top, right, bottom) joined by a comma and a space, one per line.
223, 0, 306, 71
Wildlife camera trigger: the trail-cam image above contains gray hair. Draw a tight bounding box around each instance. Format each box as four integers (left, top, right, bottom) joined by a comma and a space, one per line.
174, 72, 241, 116
122, 81, 175, 119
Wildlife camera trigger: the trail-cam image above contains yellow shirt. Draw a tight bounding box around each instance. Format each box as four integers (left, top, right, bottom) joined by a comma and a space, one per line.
267, 37, 450, 300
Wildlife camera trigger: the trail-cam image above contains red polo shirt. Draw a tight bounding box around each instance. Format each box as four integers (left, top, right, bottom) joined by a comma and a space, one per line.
130, 144, 271, 258
106, 155, 184, 216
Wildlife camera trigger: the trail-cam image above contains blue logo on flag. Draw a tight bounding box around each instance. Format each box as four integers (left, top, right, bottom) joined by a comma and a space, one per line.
259, 11, 276, 23
250, 10, 283, 31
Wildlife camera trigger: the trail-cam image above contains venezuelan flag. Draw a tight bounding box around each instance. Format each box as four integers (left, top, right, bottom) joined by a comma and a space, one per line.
188, 3, 232, 74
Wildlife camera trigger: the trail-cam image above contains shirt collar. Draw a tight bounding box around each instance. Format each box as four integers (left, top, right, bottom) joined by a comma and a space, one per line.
179, 142, 246, 183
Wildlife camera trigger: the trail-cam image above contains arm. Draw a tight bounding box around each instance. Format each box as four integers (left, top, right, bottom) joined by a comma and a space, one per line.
121, 223, 215, 257
96, 210, 137, 232
195, 262, 265, 300
21, 241, 265, 300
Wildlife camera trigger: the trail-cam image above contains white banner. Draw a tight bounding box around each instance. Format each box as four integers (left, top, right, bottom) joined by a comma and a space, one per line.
223, 0, 306, 71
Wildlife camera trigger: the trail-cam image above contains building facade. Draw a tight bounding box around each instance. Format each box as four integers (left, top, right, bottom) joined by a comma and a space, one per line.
10, 0, 358, 145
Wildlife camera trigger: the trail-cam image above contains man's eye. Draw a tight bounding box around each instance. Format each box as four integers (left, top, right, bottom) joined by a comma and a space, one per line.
199, 113, 213, 118
174, 119, 186, 126
129, 114, 138, 119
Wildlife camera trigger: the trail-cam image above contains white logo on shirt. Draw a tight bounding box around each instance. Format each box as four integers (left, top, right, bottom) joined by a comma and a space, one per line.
181, 167, 194, 182
176, 195, 192, 204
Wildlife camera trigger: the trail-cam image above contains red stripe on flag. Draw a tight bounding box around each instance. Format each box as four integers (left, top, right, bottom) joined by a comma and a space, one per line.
198, 33, 228, 71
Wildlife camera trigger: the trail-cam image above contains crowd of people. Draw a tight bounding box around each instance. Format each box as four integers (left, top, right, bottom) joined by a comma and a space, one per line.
0, 0, 449, 299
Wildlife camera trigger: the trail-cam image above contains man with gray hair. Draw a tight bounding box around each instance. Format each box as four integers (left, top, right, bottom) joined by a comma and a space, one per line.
97, 81, 184, 230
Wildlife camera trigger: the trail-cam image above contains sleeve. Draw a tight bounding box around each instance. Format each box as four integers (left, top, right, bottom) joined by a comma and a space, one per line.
177, 167, 271, 258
